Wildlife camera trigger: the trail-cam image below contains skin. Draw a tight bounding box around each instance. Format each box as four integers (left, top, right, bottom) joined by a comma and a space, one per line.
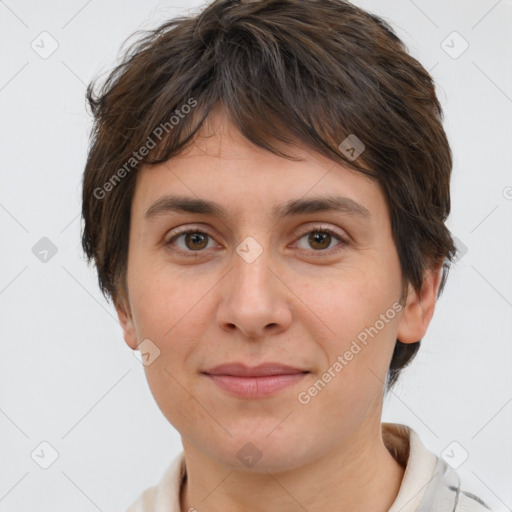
116, 107, 442, 512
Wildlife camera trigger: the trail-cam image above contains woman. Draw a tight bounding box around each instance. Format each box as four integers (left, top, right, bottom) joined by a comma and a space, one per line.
81, 1, 493, 510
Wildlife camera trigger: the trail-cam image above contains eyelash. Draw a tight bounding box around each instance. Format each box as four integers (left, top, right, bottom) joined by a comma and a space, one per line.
165, 225, 348, 258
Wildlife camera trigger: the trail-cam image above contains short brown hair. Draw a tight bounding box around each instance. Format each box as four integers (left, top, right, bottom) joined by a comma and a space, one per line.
81, 0, 457, 390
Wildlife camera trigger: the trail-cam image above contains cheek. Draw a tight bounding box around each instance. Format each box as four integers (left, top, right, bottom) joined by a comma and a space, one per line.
295, 281, 399, 439
128, 255, 202, 337
129, 275, 204, 371
127, 267, 212, 424
305, 262, 400, 381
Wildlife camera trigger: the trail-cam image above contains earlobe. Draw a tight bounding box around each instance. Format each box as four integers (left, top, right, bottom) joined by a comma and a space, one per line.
114, 297, 139, 351
396, 264, 443, 345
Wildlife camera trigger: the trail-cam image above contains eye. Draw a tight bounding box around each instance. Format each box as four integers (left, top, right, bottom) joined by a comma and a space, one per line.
165, 225, 348, 258
293, 226, 347, 254
166, 229, 217, 256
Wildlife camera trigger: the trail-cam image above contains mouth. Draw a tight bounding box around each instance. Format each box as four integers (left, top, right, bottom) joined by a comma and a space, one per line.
202, 362, 310, 398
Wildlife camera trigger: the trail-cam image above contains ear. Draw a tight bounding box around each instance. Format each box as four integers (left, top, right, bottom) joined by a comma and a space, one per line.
396, 263, 443, 344
114, 295, 138, 351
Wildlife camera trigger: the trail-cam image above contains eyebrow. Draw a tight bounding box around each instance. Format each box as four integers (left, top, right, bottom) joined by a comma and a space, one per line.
144, 194, 371, 221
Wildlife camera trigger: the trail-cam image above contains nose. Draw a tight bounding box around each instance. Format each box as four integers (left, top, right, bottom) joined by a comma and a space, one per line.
215, 242, 293, 340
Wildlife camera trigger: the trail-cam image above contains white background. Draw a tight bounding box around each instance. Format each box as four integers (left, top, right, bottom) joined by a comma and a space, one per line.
0, 0, 511, 510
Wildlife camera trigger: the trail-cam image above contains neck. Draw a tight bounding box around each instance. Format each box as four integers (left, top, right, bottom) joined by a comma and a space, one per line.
180, 422, 405, 512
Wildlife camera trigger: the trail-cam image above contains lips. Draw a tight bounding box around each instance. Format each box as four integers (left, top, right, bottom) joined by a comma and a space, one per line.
202, 362, 310, 398
203, 362, 309, 377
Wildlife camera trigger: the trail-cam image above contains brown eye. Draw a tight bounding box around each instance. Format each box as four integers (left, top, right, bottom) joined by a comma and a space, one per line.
166, 230, 216, 255
308, 231, 332, 250
184, 232, 209, 250
294, 227, 347, 254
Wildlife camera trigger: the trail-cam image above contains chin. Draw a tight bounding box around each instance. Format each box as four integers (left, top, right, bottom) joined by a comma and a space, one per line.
211, 430, 316, 474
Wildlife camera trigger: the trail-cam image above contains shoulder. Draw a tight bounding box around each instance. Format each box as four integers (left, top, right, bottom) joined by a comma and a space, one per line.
383, 423, 493, 512
416, 450, 493, 512
455, 489, 493, 512
125, 484, 158, 512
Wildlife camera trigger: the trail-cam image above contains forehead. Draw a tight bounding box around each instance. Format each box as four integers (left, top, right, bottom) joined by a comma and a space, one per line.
132, 109, 388, 226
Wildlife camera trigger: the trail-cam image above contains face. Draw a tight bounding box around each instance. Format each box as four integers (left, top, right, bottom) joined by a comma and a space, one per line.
116, 108, 438, 472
